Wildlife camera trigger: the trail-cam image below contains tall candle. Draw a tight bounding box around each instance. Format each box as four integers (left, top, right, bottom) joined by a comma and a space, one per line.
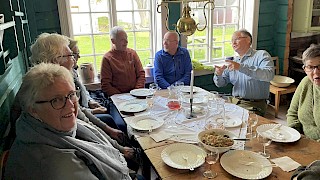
190, 70, 194, 99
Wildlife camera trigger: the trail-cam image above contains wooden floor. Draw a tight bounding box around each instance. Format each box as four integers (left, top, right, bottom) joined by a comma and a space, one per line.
265, 104, 290, 125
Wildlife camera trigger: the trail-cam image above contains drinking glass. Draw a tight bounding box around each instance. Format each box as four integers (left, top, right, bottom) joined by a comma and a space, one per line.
203, 149, 219, 178
149, 83, 159, 96
146, 95, 154, 115
257, 133, 272, 158
248, 112, 258, 138
166, 86, 181, 125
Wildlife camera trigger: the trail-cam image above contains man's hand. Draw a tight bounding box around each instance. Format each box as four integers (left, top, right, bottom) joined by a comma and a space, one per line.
225, 60, 240, 71
91, 106, 108, 114
214, 65, 227, 76
122, 147, 135, 159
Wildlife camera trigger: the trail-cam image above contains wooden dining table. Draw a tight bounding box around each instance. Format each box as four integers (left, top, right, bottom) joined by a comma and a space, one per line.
110, 88, 320, 180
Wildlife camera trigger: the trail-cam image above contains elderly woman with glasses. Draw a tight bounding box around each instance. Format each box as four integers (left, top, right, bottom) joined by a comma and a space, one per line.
28, 33, 126, 143
5, 63, 132, 179
287, 45, 320, 141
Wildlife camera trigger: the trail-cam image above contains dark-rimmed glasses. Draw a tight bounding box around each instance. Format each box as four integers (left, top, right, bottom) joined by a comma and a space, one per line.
303, 65, 320, 72
57, 54, 75, 59
35, 90, 80, 110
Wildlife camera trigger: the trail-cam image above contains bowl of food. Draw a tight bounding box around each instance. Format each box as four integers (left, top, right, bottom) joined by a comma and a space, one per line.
270, 75, 295, 88
198, 129, 235, 153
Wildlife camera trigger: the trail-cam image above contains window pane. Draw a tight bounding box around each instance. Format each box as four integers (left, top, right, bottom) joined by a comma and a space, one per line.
72, 14, 91, 34
74, 35, 93, 55
212, 42, 223, 58
127, 32, 134, 48
92, 13, 110, 33
117, 12, 134, 30
135, 11, 150, 29
70, 0, 89, 12
137, 50, 151, 67
227, 7, 239, 24
134, 0, 150, 10
116, 0, 133, 11
96, 55, 103, 74
136, 32, 150, 49
227, 0, 239, 6
90, 0, 109, 12
94, 34, 110, 54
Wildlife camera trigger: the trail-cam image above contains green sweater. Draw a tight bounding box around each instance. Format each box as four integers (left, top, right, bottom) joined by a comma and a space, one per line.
287, 76, 320, 140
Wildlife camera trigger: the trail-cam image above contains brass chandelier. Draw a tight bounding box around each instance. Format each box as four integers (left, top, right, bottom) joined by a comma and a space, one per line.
157, 0, 215, 36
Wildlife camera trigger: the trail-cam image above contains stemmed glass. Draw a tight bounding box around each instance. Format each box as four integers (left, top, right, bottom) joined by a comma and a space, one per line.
203, 149, 219, 179
149, 83, 159, 96
146, 95, 154, 115
257, 133, 272, 158
247, 112, 258, 138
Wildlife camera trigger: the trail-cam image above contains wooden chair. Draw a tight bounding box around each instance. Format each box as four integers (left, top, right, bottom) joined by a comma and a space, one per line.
269, 56, 297, 117
0, 150, 9, 179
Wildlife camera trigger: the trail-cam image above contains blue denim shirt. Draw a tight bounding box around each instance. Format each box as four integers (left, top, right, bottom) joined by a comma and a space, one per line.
154, 47, 193, 89
213, 48, 274, 99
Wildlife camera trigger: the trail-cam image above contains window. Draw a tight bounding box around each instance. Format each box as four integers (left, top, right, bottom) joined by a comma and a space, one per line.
187, 0, 256, 65
67, 0, 156, 74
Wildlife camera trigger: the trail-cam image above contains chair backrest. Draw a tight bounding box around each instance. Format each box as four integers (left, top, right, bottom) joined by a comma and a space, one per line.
0, 150, 9, 179
271, 56, 279, 75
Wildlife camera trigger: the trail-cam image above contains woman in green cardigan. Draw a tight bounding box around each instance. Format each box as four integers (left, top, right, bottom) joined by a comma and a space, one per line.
287, 45, 320, 141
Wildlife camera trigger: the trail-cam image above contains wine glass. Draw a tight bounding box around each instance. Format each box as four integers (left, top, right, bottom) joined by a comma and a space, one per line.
257, 133, 272, 158
203, 149, 219, 179
247, 112, 258, 138
146, 95, 154, 115
149, 83, 158, 96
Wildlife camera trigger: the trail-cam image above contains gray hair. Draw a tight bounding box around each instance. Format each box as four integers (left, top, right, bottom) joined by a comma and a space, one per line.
235, 29, 252, 44
110, 26, 125, 40
30, 33, 70, 65
165, 31, 180, 42
68, 37, 78, 50
18, 63, 74, 112
302, 45, 320, 64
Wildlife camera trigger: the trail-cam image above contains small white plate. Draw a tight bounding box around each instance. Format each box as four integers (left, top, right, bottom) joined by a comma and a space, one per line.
118, 101, 147, 113
221, 150, 272, 179
256, 124, 301, 143
130, 88, 153, 97
161, 143, 206, 170
224, 116, 242, 128
180, 86, 202, 93
127, 115, 164, 131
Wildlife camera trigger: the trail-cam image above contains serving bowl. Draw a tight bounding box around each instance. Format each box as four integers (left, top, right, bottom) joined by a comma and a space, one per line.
270, 75, 295, 87
198, 129, 236, 153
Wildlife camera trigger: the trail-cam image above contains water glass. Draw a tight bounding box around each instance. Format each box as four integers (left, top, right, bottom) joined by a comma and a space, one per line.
203, 149, 219, 178
146, 95, 154, 115
149, 83, 159, 96
257, 133, 272, 158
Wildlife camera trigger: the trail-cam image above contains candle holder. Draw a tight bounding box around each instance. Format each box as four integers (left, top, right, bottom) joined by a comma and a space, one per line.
186, 98, 197, 119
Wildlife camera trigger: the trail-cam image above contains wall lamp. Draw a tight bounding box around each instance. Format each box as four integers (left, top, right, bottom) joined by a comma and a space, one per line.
157, 0, 215, 36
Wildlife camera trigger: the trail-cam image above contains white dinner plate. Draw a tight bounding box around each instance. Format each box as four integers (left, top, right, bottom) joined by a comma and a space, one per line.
127, 115, 164, 131
180, 86, 202, 93
224, 116, 242, 128
118, 100, 147, 113
161, 143, 206, 170
220, 150, 272, 179
256, 124, 301, 143
130, 88, 153, 97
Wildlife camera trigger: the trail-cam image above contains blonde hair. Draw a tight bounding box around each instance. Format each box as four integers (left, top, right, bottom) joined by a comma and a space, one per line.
18, 63, 74, 111
30, 33, 70, 65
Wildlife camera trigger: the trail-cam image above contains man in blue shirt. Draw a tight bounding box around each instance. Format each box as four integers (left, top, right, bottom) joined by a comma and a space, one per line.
213, 29, 274, 116
154, 31, 193, 89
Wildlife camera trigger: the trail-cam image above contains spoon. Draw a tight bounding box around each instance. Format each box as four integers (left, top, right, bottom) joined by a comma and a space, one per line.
182, 153, 194, 171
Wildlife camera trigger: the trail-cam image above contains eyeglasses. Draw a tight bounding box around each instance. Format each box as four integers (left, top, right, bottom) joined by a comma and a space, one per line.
302, 65, 320, 72
57, 54, 75, 59
231, 36, 248, 43
35, 90, 80, 110
73, 52, 80, 58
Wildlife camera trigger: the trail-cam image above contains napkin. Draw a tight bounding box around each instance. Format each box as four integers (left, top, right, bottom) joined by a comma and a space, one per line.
150, 131, 173, 142
117, 94, 136, 100
271, 156, 301, 172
